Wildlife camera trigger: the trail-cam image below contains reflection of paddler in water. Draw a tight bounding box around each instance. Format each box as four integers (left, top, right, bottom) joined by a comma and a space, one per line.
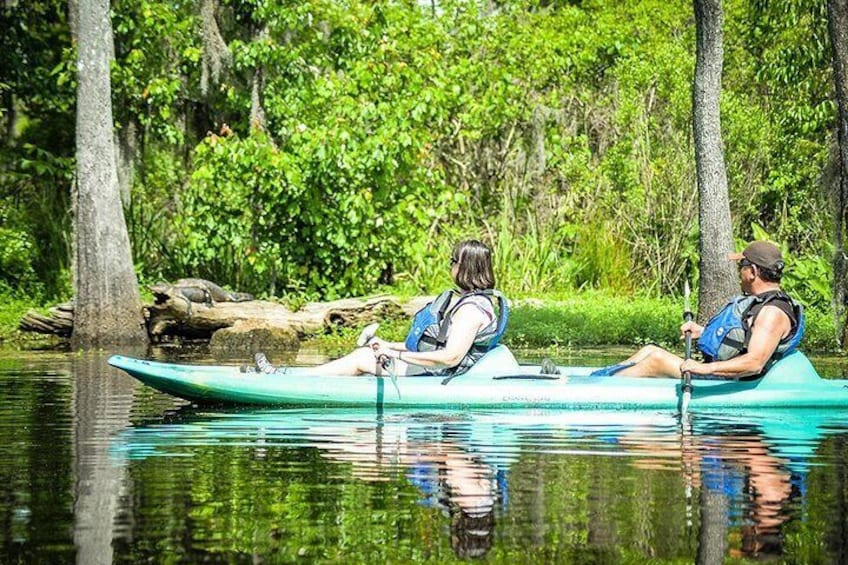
621, 424, 793, 560
700, 433, 792, 560
409, 447, 497, 559
300, 418, 498, 558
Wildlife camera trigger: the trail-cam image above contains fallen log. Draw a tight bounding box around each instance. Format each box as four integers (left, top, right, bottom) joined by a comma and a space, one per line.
19, 302, 75, 337
19, 291, 432, 347
146, 294, 408, 342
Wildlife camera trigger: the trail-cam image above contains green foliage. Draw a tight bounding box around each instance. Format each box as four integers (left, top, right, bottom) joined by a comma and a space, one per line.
0, 204, 39, 295
506, 292, 682, 349
0, 294, 46, 345
2, 0, 846, 346
0, 0, 75, 299
126, 147, 188, 283
173, 127, 430, 298
726, 0, 834, 250
112, 0, 201, 146
750, 223, 834, 311
173, 131, 301, 294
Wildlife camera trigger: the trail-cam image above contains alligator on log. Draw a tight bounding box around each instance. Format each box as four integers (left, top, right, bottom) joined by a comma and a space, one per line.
149, 278, 254, 316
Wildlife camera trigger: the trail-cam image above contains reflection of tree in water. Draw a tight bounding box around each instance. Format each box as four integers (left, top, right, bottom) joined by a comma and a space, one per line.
603, 416, 801, 562
682, 424, 794, 562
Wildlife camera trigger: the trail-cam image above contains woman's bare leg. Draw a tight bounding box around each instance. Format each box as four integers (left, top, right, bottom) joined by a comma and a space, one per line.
303, 347, 381, 376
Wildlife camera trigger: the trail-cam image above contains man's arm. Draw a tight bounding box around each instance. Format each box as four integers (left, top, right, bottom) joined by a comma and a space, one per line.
680, 305, 791, 378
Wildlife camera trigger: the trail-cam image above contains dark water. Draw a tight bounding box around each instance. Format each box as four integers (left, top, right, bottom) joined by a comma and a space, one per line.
2, 349, 848, 564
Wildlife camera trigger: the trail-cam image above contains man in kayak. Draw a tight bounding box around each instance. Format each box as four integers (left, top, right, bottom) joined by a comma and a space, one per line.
593, 241, 804, 379
256, 239, 508, 376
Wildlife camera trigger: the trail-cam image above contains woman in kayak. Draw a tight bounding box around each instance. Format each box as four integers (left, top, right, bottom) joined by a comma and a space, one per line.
256, 239, 508, 376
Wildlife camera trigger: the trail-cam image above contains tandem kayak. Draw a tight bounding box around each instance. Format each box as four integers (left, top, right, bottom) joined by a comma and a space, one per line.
108, 346, 848, 409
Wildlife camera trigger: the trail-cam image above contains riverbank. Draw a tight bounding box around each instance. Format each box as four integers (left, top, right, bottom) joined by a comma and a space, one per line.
305, 291, 839, 355
1, 290, 839, 353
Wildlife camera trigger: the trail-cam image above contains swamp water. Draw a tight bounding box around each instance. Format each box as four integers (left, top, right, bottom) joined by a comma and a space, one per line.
2, 348, 848, 564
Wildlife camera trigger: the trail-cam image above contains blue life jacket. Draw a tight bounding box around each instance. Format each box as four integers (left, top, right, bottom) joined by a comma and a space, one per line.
404, 289, 509, 354
697, 291, 805, 362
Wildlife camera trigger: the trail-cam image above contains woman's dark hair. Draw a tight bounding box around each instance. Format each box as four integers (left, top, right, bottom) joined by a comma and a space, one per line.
451, 240, 495, 291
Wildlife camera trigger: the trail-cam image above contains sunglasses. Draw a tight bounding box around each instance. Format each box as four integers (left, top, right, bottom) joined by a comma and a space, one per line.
738, 258, 754, 270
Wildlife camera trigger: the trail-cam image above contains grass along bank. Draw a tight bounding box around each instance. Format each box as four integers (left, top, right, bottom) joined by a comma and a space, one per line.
306, 291, 839, 355
0, 291, 839, 354
0, 295, 59, 348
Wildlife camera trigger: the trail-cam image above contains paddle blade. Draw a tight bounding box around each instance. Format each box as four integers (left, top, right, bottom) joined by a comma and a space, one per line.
679, 386, 692, 413
683, 280, 692, 322
356, 323, 380, 347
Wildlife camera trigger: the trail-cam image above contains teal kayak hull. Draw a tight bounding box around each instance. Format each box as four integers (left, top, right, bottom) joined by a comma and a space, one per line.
108, 346, 848, 409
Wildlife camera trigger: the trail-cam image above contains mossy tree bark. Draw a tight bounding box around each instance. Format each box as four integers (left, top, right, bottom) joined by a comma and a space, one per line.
828, 0, 848, 347
693, 0, 737, 321
72, 0, 148, 348
200, 0, 230, 98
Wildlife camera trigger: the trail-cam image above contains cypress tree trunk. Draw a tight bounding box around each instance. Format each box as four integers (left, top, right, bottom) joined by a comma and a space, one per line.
68, 0, 79, 41
73, 0, 148, 348
693, 0, 737, 320
828, 0, 848, 347
200, 0, 230, 97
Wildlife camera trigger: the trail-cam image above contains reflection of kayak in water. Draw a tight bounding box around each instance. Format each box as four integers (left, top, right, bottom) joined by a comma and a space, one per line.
111, 407, 848, 561
112, 407, 848, 476
109, 347, 848, 409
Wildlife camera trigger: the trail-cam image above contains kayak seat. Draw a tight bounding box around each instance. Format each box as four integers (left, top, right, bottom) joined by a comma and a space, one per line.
760, 351, 822, 384
465, 345, 520, 376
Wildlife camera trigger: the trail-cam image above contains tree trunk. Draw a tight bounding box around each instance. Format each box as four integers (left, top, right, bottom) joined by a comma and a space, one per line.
115, 120, 137, 207
68, 0, 78, 42
250, 24, 270, 133
693, 0, 737, 321
250, 66, 267, 131
200, 0, 230, 97
73, 0, 148, 348
828, 0, 848, 347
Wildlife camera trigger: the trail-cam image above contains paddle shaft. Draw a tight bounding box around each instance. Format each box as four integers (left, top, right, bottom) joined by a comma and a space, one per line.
680, 279, 693, 410
682, 309, 693, 394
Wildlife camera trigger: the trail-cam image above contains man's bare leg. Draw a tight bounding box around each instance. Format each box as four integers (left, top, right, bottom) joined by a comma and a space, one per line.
616, 345, 685, 378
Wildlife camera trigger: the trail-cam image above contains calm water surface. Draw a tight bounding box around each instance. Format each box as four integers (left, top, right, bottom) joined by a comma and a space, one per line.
2, 347, 848, 564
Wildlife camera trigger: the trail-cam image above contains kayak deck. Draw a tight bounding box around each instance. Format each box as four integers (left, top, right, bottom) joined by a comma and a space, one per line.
108, 347, 848, 409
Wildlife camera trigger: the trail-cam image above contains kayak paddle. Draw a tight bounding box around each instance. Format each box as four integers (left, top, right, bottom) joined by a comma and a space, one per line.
357, 323, 380, 347
357, 322, 402, 399
679, 280, 693, 413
